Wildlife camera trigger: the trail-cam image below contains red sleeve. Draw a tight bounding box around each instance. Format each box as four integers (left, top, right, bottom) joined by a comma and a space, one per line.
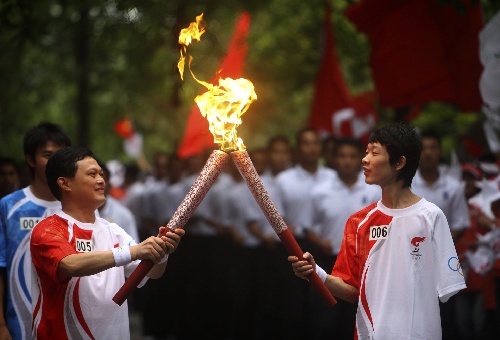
331, 216, 360, 289
30, 216, 77, 283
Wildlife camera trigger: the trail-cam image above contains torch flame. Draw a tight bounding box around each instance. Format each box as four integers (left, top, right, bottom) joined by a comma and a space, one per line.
177, 13, 205, 80
178, 14, 257, 152
195, 76, 256, 152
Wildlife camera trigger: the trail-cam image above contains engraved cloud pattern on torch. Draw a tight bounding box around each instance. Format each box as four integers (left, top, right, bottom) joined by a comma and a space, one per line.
166, 150, 229, 231
231, 151, 287, 234
111, 149, 230, 306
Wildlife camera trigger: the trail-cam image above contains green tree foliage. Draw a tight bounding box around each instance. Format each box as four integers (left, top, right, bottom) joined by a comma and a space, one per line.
0, 0, 497, 164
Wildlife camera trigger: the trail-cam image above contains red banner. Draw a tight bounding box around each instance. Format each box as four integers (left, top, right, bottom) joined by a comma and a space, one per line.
309, 2, 377, 144
177, 12, 251, 159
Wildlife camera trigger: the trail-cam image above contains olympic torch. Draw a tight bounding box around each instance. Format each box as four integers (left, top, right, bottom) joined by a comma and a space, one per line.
230, 151, 336, 306
112, 150, 229, 305
113, 13, 336, 307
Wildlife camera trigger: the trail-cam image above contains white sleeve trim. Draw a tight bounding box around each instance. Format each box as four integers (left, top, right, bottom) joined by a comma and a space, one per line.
439, 282, 467, 303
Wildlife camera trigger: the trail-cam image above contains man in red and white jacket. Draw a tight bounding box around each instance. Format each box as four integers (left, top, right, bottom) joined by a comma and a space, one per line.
30, 146, 184, 340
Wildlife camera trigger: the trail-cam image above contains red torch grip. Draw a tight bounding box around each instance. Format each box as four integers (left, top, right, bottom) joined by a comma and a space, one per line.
112, 259, 154, 305
279, 229, 337, 307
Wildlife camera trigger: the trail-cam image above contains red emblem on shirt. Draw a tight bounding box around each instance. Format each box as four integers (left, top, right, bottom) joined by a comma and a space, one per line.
411, 237, 426, 247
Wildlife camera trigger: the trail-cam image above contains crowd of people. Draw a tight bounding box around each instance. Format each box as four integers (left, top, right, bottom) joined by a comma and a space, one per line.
1, 121, 500, 339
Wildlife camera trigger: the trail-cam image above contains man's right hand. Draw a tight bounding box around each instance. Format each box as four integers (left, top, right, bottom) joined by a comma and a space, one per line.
130, 236, 168, 264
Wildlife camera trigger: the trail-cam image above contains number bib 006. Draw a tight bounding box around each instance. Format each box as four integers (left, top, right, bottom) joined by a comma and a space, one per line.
369, 225, 388, 240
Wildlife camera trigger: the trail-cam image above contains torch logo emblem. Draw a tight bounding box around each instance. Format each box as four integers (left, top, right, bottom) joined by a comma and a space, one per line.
410, 236, 426, 259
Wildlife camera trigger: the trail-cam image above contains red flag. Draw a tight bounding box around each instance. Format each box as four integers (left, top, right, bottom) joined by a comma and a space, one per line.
345, 0, 483, 112
177, 12, 251, 159
309, 2, 378, 144
114, 117, 135, 139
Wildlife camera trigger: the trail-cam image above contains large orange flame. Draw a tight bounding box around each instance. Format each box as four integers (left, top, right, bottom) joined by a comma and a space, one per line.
178, 14, 257, 152
178, 13, 205, 80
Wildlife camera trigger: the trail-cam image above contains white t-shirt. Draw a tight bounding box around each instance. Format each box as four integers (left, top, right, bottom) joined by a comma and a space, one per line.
140, 179, 170, 226
276, 165, 337, 237
411, 169, 470, 230
244, 172, 284, 241
219, 180, 261, 247
332, 199, 466, 339
121, 182, 148, 225
30, 211, 145, 340
189, 172, 233, 236
100, 196, 140, 242
309, 172, 381, 255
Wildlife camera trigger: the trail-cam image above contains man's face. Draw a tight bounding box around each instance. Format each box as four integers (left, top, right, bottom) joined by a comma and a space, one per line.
362, 142, 397, 186
185, 154, 205, 175
0, 164, 19, 193
67, 157, 106, 208
26, 141, 65, 184
335, 144, 362, 178
154, 154, 169, 180
269, 140, 291, 173
323, 139, 336, 169
168, 158, 184, 184
420, 137, 441, 170
297, 131, 322, 165
250, 151, 268, 175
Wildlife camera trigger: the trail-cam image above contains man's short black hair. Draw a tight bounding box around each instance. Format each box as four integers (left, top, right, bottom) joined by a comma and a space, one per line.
23, 122, 72, 178
23, 122, 72, 159
333, 137, 363, 156
0, 157, 19, 171
368, 123, 422, 188
419, 130, 442, 147
46, 146, 94, 201
267, 135, 290, 151
294, 127, 318, 146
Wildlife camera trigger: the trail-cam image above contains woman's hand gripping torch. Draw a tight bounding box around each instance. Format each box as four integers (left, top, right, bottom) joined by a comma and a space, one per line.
231, 151, 337, 307
112, 150, 229, 305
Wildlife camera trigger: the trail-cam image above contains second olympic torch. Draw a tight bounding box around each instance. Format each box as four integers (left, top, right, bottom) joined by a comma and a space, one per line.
113, 13, 336, 307
231, 150, 336, 306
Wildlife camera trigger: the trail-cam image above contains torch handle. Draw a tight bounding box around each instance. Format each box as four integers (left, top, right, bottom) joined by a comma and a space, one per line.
112, 150, 230, 306
113, 224, 176, 305
230, 150, 336, 306
112, 221, 182, 305
112, 260, 154, 305
279, 229, 336, 307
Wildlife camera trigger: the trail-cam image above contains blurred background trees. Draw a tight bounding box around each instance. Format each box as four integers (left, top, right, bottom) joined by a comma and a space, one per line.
0, 0, 498, 163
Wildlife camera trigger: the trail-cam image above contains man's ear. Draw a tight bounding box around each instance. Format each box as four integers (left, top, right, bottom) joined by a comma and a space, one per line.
25, 154, 35, 168
396, 156, 407, 171
57, 177, 71, 193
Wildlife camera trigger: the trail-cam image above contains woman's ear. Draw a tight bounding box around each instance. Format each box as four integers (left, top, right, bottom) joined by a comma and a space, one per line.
396, 156, 407, 171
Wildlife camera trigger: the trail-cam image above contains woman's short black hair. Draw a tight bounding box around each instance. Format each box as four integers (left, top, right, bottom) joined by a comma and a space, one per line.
368, 123, 422, 188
